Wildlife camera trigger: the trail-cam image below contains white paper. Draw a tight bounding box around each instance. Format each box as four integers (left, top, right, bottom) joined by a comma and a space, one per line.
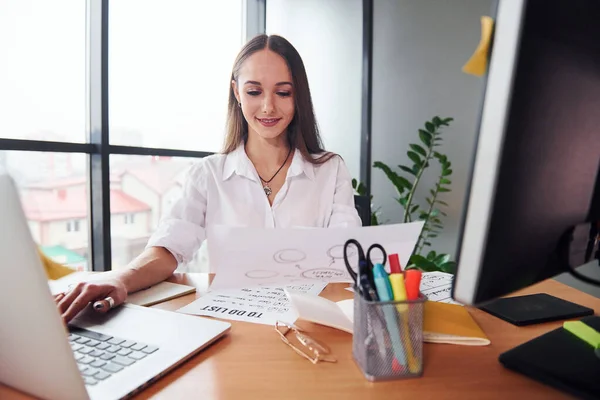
207, 222, 424, 291
285, 289, 353, 333
420, 272, 462, 305
176, 282, 327, 326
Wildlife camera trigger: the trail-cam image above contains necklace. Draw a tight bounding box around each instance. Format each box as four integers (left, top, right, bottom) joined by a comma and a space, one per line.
258, 147, 292, 196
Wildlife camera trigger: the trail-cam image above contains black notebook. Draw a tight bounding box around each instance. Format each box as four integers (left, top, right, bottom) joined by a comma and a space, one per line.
499, 315, 600, 399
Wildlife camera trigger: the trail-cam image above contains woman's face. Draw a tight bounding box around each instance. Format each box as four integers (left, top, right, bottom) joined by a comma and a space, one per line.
233, 49, 295, 143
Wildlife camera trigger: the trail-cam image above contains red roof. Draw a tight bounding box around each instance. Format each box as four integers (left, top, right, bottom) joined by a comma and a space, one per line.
22, 187, 150, 222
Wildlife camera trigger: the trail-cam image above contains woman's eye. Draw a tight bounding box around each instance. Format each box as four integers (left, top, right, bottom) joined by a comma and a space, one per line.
277, 91, 291, 97
246, 90, 261, 96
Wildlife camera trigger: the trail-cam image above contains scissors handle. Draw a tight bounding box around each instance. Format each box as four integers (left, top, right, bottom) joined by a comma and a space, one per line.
367, 243, 387, 268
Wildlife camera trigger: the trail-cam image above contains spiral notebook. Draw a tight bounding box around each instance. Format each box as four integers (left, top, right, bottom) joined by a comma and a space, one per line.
286, 291, 490, 346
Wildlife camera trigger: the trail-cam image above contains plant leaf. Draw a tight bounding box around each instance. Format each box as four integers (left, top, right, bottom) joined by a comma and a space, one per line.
410, 204, 419, 214
440, 261, 457, 274
427, 250, 437, 260
373, 161, 407, 195
425, 121, 435, 134
409, 144, 427, 157
434, 254, 451, 265
399, 165, 416, 176
436, 200, 449, 206
432, 116, 442, 126
352, 178, 357, 189
407, 151, 421, 165
438, 187, 451, 193
440, 178, 451, 185
409, 255, 439, 272
442, 169, 453, 176
419, 130, 432, 147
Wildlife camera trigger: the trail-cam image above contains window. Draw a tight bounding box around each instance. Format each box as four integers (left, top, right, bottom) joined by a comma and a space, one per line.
0, 0, 85, 143
0, 0, 260, 272
109, 0, 245, 152
1, 150, 90, 271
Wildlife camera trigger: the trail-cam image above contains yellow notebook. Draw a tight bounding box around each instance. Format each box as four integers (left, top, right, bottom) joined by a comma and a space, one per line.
424, 301, 490, 346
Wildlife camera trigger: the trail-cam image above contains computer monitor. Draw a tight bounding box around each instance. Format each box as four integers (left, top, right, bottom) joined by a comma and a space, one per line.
452, 0, 600, 306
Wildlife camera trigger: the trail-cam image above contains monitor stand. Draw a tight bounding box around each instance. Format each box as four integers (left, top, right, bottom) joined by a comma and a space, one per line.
481, 220, 599, 326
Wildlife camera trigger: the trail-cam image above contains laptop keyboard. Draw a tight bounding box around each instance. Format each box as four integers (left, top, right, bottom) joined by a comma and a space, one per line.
68, 327, 159, 386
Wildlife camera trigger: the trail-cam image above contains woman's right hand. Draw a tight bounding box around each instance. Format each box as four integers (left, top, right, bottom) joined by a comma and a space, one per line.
55, 278, 128, 324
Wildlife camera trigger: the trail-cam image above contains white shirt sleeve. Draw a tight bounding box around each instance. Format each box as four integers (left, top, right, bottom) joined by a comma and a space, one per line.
327, 157, 363, 228
145, 161, 207, 265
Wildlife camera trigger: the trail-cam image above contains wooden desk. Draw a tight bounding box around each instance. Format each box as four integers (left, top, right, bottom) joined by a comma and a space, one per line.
2, 275, 599, 399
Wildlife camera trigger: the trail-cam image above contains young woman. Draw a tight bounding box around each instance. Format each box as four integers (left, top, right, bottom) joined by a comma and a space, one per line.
57, 34, 361, 323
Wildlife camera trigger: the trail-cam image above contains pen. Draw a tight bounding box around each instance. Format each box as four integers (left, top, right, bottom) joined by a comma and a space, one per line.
373, 263, 407, 368
389, 253, 402, 274
388, 263, 418, 373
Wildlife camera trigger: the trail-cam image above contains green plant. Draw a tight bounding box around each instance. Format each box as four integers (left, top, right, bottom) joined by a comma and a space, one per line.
373, 116, 456, 274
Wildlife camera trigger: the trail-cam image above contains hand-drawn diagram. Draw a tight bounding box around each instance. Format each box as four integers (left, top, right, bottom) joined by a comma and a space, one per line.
245, 270, 279, 279
241, 244, 354, 286
273, 249, 307, 264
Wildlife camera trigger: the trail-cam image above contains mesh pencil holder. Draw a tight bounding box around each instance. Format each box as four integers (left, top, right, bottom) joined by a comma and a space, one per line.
352, 290, 426, 381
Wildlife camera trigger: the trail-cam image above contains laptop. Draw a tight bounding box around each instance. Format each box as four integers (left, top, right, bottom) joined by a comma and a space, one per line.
0, 173, 231, 400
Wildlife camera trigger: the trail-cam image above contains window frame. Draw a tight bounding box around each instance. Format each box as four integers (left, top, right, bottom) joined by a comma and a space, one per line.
0, 0, 265, 272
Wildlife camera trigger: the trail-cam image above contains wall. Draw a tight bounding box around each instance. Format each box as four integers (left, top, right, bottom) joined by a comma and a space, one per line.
110, 211, 150, 239
120, 174, 160, 229
265, 0, 363, 179
371, 0, 493, 256
43, 218, 87, 250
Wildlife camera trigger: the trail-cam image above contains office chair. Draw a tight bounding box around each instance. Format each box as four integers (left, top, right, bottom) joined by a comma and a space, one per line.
354, 195, 371, 227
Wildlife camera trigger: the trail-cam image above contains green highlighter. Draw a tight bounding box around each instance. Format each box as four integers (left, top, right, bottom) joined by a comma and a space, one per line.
563, 320, 600, 360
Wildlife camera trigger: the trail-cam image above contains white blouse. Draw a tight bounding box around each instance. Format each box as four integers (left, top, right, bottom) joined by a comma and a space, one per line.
146, 144, 362, 266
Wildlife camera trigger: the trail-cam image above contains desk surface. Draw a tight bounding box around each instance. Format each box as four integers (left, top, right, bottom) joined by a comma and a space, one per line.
2, 275, 599, 399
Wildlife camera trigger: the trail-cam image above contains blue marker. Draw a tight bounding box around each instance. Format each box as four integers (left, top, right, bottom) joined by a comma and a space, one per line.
373, 263, 407, 367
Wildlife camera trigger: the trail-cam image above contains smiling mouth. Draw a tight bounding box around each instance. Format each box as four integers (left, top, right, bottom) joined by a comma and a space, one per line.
257, 117, 281, 127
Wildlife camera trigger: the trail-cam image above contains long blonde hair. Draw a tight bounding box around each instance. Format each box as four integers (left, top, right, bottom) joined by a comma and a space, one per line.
222, 34, 335, 165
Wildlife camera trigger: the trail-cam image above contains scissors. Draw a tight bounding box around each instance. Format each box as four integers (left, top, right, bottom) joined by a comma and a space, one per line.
343, 239, 387, 301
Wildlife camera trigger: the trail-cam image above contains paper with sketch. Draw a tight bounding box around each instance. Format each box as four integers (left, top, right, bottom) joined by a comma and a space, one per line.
420, 272, 461, 305
207, 222, 424, 290
177, 282, 327, 326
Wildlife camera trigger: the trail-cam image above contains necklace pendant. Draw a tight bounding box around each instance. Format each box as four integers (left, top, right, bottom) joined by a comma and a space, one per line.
263, 185, 272, 196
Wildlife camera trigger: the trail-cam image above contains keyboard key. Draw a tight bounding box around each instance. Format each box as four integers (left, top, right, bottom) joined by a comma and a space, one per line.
75, 337, 90, 345
128, 351, 147, 361
70, 343, 84, 352
117, 348, 132, 356
108, 337, 126, 345
68, 334, 79, 342
102, 363, 124, 374
77, 347, 93, 355
74, 353, 85, 361
112, 355, 136, 367
79, 355, 95, 365
89, 349, 104, 358
77, 363, 89, 372
70, 328, 112, 342
86, 339, 100, 347
96, 342, 111, 351
142, 346, 158, 354
120, 340, 136, 348
90, 360, 106, 368
107, 345, 122, 353
82, 368, 100, 377
131, 343, 147, 352
94, 371, 111, 381
100, 353, 115, 361
84, 376, 98, 386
